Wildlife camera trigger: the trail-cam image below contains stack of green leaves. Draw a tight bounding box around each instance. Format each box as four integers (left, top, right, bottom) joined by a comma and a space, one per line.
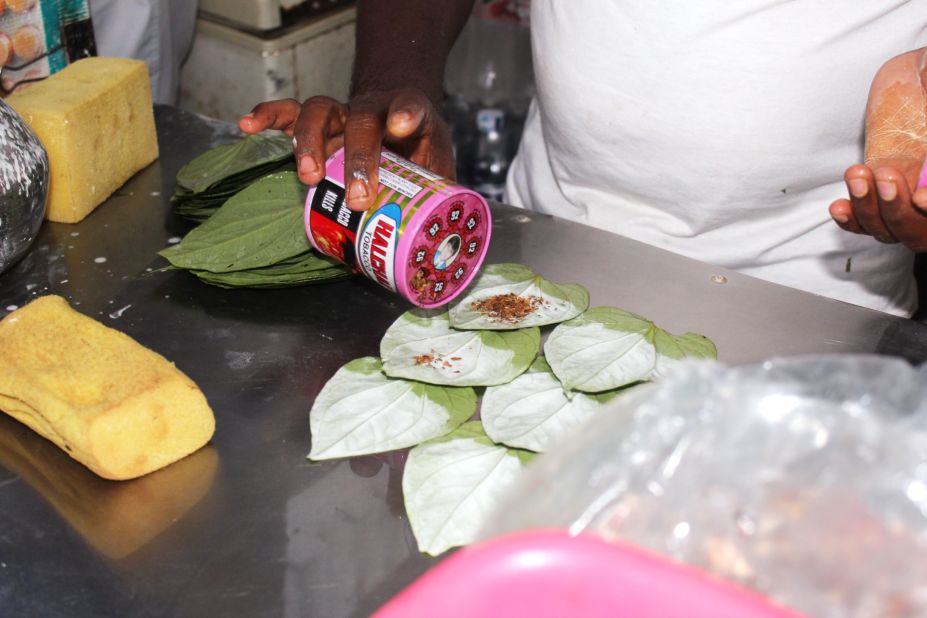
306, 263, 718, 556
160, 171, 352, 288
172, 133, 296, 221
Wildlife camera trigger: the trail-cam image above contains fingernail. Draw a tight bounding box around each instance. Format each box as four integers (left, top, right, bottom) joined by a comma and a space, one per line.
241, 112, 254, 118
348, 180, 368, 202
832, 213, 849, 224
876, 181, 897, 201
391, 110, 412, 124
847, 179, 868, 198
299, 155, 318, 176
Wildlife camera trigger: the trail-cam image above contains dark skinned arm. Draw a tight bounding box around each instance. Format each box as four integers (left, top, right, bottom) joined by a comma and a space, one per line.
239, 0, 475, 211
829, 47, 927, 251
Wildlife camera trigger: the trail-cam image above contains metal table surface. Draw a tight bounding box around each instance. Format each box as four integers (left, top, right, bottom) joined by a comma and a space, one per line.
1, 106, 926, 618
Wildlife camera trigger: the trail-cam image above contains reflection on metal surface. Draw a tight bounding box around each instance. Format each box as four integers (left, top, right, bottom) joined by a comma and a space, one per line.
0, 414, 218, 560
0, 106, 925, 618
283, 457, 410, 618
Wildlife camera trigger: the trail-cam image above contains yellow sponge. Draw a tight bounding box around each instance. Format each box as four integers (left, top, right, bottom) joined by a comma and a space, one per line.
7, 57, 159, 223
0, 295, 215, 480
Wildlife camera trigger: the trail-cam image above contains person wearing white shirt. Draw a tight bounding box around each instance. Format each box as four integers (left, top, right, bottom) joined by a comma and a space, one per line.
239, 0, 927, 316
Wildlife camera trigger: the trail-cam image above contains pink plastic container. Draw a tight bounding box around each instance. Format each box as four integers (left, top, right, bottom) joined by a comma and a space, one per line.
373, 531, 804, 618
305, 148, 492, 308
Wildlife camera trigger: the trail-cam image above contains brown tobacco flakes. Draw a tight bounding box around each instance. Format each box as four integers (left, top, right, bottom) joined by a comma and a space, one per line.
414, 350, 462, 371
472, 293, 546, 324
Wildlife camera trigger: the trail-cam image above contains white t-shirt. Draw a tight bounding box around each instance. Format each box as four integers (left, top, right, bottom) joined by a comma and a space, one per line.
90, 0, 198, 105
507, 0, 927, 316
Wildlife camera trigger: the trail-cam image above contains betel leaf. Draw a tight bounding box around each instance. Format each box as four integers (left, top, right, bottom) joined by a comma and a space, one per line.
545, 307, 718, 391
308, 357, 476, 460
175, 133, 294, 194
380, 309, 540, 386
651, 329, 718, 380
172, 163, 297, 223
191, 266, 351, 289
544, 306, 657, 392
481, 357, 623, 453
190, 250, 351, 288
448, 263, 590, 330
403, 421, 533, 556
159, 172, 311, 273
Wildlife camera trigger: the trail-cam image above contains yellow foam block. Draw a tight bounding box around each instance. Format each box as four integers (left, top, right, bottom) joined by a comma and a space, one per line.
0, 295, 215, 480
7, 56, 159, 223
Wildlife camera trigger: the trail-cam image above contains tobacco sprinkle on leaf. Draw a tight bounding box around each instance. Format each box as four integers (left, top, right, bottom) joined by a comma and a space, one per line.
471, 293, 547, 324
448, 263, 589, 330
414, 350, 464, 371
381, 309, 540, 387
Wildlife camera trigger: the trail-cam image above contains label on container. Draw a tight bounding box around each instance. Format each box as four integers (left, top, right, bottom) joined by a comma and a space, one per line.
307, 177, 361, 269
357, 202, 401, 291
378, 167, 423, 199
381, 150, 444, 182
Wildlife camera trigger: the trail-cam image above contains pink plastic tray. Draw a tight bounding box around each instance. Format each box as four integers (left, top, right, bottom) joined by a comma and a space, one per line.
374, 531, 804, 618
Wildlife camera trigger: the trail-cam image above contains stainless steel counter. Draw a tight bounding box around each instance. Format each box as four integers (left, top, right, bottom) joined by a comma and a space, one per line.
1, 106, 925, 618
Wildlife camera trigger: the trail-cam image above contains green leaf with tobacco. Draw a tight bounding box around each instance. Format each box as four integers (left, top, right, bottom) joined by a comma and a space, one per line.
448, 263, 589, 330
380, 309, 540, 387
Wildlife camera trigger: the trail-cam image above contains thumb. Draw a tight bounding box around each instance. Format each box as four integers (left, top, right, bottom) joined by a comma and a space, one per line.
385, 90, 432, 141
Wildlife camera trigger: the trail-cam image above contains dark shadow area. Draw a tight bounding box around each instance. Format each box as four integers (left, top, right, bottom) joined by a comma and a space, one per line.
915, 254, 927, 322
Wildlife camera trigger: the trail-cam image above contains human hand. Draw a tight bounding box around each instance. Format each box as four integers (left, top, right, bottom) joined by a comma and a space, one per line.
238, 89, 456, 211
829, 49, 927, 251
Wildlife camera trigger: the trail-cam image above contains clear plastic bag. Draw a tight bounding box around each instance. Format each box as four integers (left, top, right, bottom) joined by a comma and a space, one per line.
481, 355, 927, 618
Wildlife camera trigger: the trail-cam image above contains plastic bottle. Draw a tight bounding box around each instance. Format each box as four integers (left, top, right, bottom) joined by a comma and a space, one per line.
444, 0, 533, 201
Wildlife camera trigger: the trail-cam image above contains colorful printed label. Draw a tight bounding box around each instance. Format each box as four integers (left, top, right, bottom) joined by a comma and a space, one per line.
357, 202, 402, 292
381, 150, 443, 182
0, 0, 94, 94
307, 177, 361, 269
379, 166, 423, 199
